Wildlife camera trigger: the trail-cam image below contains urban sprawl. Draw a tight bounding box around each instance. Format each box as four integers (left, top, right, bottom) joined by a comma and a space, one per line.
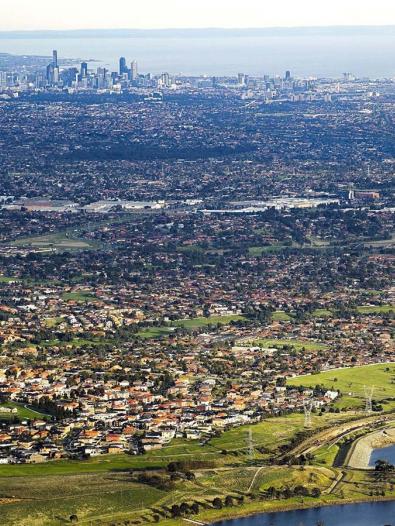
0, 50, 393, 467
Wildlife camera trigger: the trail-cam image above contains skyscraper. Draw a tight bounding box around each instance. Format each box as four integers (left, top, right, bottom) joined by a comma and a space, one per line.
161, 73, 171, 88
52, 50, 58, 68
80, 62, 88, 79
119, 57, 127, 75
0, 71, 7, 90
238, 73, 246, 85
130, 61, 138, 82
46, 63, 54, 85
285, 70, 291, 81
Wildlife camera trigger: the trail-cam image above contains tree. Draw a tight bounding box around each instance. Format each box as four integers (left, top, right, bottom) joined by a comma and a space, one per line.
180, 502, 190, 515
375, 459, 394, 473
311, 487, 321, 498
294, 485, 309, 497
225, 495, 234, 507
212, 497, 223, 509
190, 502, 199, 514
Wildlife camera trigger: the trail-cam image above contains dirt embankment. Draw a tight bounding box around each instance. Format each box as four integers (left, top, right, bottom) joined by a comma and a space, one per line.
347, 428, 395, 470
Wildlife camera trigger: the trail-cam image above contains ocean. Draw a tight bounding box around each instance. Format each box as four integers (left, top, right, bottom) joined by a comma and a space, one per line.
1, 33, 395, 78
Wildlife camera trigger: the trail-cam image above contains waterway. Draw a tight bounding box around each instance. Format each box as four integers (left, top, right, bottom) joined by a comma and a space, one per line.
215, 501, 395, 526
370, 444, 395, 468
1, 34, 395, 77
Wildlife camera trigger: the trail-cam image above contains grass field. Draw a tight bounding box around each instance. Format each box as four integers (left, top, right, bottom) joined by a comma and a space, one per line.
173, 315, 246, 328
12, 232, 98, 251
256, 466, 334, 492
249, 338, 328, 352
0, 439, 221, 478
312, 444, 341, 466
137, 327, 175, 339
62, 291, 96, 303
0, 408, 387, 526
0, 473, 165, 526
137, 315, 246, 339
312, 309, 333, 318
288, 363, 395, 409
248, 245, 287, 256
272, 311, 293, 321
0, 402, 49, 422
208, 412, 357, 454
0, 275, 18, 283
0, 466, 337, 526
0, 412, 357, 478
356, 305, 395, 314
43, 317, 64, 328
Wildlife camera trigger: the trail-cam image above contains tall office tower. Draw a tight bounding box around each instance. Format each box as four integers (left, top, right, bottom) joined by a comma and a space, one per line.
53, 66, 60, 84
285, 70, 291, 81
130, 60, 138, 81
35, 73, 45, 88
161, 72, 171, 87
119, 56, 127, 75
0, 71, 7, 90
97, 67, 107, 89
46, 63, 54, 84
238, 73, 246, 85
53, 50, 58, 68
80, 62, 88, 79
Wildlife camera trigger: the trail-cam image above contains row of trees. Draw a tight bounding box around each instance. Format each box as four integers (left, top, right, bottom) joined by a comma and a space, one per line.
169, 485, 322, 519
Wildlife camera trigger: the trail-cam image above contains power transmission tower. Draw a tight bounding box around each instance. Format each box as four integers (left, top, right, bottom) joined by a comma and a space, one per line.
303, 400, 313, 428
364, 385, 375, 414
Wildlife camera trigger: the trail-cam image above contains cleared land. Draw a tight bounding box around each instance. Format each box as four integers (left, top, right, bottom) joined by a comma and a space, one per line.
249, 338, 328, 351
288, 363, 395, 409
12, 232, 98, 251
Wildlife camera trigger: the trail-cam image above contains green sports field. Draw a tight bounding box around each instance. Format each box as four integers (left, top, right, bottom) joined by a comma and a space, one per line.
137, 315, 246, 339
0, 402, 50, 422
249, 338, 328, 352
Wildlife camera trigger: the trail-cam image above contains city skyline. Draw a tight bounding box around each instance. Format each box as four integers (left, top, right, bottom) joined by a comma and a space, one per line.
2, 0, 395, 31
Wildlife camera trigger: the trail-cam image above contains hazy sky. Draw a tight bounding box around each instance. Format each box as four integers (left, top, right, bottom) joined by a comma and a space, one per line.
2, 0, 395, 31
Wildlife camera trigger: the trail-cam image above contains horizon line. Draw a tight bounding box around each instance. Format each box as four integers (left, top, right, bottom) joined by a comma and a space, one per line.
1, 24, 395, 33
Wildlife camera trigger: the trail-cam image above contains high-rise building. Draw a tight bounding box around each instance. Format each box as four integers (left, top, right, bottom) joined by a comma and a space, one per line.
46, 63, 54, 85
80, 62, 88, 79
119, 57, 127, 75
161, 72, 171, 88
130, 61, 138, 81
97, 67, 108, 89
285, 70, 291, 81
0, 71, 7, 90
52, 50, 58, 68
53, 67, 60, 85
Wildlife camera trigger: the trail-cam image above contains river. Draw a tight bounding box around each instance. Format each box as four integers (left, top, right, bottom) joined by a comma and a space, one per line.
370, 444, 395, 468
215, 501, 395, 526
